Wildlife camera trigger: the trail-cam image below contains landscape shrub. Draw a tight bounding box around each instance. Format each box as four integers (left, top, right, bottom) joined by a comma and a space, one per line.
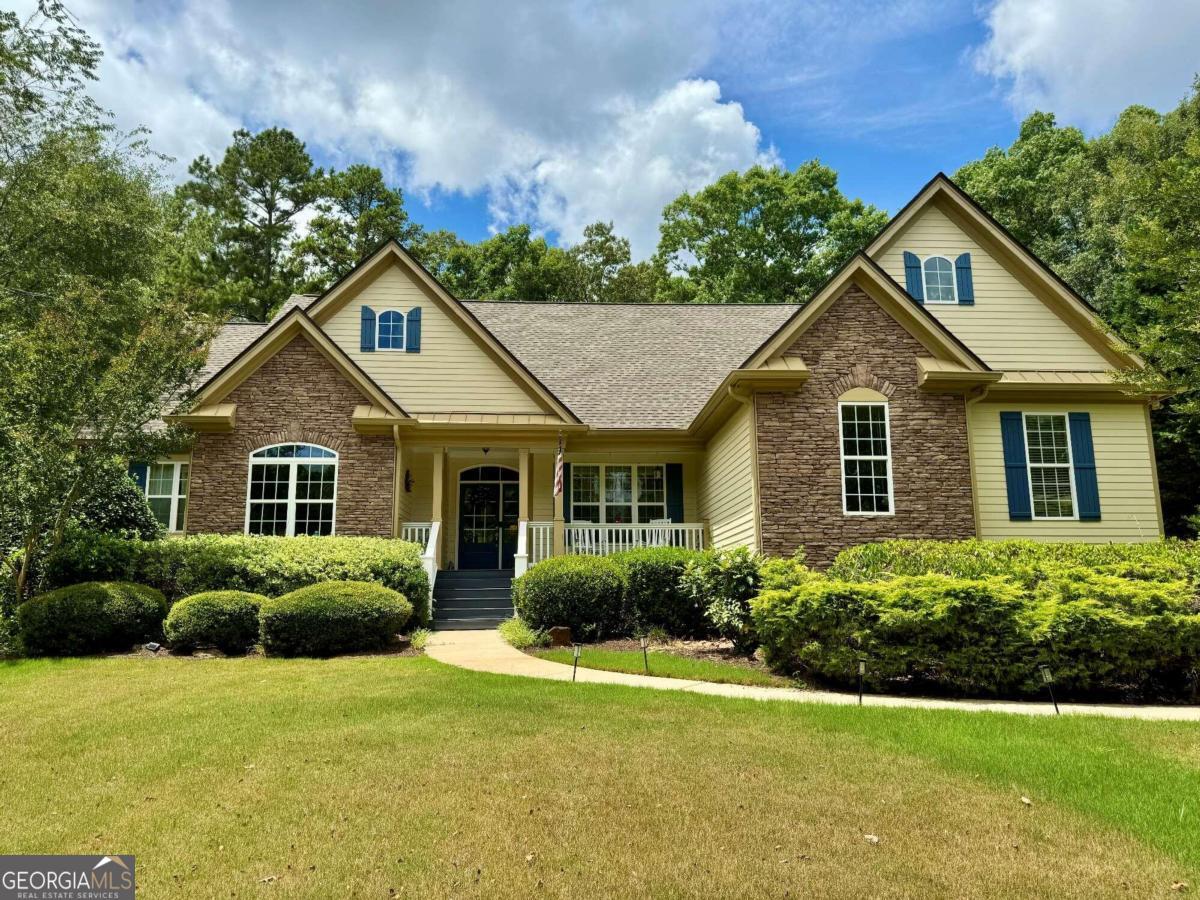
43, 533, 432, 624
680, 547, 761, 652
259, 581, 412, 657
497, 616, 550, 650
16, 581, 167, 657
408, 627, 432, 652
612, 547, 706, 636
164, 590, 265, 654
0, 615, 20, 658
512, 555, 627, 640
760, 549, 815, 591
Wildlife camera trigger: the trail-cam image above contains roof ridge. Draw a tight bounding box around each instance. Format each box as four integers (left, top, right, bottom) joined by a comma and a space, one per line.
461, 299, 803, 308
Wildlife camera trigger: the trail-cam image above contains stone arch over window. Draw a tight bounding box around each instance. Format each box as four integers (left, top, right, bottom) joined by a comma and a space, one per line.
828, 365, 896, 400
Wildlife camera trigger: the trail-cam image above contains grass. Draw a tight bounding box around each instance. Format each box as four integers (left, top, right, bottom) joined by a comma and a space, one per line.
536, 645, 786, 687
1, 655, 1197, 898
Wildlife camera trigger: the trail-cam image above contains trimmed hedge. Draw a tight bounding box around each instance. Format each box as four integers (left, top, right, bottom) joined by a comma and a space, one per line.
753, 569, 1200, 701
513, 556, 627, 640
17, 581, 167, 657
611, 547, 706, 636
43, 532, 432, 625
164, 590, 266, 654
259, 581, 412, 657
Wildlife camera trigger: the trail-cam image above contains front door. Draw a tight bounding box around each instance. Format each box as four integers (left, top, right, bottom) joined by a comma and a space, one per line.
457, 467, 519, 569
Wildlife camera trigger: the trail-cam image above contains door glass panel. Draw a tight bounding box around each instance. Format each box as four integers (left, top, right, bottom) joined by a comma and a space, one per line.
461, 484, 499, 545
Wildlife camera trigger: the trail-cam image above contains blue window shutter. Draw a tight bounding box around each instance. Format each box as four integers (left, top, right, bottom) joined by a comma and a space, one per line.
903, 251, 924, 303
1069, 412, 1101, 521
128, 462, 149, 493
955, 253, 975, 305
360, 306, 376, 352
999, 412, 1032, 521
562, 462, 571, 523
665, 463, 684, 522
406, 306, 422, 353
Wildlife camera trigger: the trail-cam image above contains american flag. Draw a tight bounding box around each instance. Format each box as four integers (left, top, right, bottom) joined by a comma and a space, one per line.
553, 451, 564, 496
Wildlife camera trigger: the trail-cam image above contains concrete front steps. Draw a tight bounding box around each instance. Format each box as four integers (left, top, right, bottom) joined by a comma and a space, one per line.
432, 569, 514, 630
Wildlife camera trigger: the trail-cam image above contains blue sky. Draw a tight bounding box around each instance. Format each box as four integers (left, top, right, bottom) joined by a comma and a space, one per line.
39, 0, 1200, 256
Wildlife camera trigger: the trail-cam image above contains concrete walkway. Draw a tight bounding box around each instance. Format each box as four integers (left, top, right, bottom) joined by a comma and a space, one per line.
425, 629, 1200, 722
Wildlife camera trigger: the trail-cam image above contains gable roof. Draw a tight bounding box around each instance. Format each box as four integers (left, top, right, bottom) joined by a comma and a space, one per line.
465, 302, 798, 429
305, 240, 580, 423
866, 172, 1143, 370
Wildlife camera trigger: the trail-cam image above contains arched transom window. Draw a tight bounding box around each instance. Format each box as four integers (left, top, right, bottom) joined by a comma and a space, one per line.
921, 256, 957, 304
246, 443, 338, 536
377, 310, 405, 350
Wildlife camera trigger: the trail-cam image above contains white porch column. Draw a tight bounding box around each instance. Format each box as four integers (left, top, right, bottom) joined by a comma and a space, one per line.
431, 448, 445, 568
518, 448, 530, 521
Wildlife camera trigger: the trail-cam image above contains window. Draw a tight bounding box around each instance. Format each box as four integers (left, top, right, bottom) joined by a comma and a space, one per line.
839, 403, 893, 515
146, 461, 189, 532
571, 464, 667, 523
1023, 413, 1076, 519
922, 256, 956, 303
246, 443, 337, 536
377, 310, 405, 350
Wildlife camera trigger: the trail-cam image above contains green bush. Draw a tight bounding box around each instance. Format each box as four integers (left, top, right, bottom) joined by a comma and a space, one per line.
17, 581, 167, 657
612, 547, 706, 636
512, 555, 627, 640
164, 590, 265, 654
0, 615, 20, 658
44, 533, 432, 625
760, 549, 815, 591
680, 547, 761, 652
259, 581, 413, 657
753, 568, 1200, 701
498, 616, 550, 650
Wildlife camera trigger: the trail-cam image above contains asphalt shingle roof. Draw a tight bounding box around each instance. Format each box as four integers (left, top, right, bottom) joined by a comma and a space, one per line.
464, 302, 800, 429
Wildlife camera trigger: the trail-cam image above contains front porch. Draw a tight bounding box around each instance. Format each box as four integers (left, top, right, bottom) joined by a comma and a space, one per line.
394, 444, 707, 590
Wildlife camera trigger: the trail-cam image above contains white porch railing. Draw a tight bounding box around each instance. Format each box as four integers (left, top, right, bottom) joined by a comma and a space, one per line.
514, 519, 530, 578
401, 522, 432, 546
565, 522, 705, 555
420, 522, 440, 597
529, 521, 553, 565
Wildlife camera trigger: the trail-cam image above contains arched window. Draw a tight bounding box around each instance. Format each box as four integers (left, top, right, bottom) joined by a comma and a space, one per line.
377, 310, 405, 350
922, 256, 956, 303
246, 443, 338, 536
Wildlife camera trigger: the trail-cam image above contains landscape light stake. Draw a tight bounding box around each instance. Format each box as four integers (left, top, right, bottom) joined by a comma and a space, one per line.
572, 643, 582, 682
857, 659, 866, 707
640, 636, 650, 675
1040, 666, 1060, 715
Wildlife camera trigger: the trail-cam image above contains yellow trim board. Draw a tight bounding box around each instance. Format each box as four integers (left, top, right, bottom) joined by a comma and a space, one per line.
164, 403, 236, 433
916, 358, 1003, 392
304, 240, 579, 424
867, 174, 1142, 372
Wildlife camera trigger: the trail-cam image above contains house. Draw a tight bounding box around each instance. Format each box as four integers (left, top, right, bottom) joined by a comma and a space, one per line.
131, 173, 1165, 611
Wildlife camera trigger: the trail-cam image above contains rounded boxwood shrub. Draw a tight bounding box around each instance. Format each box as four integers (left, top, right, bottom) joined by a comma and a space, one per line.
17, 581, 167, 657
259, 581, 412, 657
164, 590, 266, 654
612, 547, 706, 636
513, 555, 628, 640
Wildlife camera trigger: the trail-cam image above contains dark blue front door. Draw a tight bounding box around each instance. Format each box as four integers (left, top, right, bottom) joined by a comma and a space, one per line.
457, 467, 519, 569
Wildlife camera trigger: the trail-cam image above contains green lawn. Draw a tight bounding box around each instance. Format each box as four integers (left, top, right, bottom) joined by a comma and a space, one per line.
536, 646, 788, 687
1, 655, 1197, 898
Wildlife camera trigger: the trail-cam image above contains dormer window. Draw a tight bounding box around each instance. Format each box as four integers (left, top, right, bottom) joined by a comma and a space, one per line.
377, 310, 406, 350
922, 256, 957, 304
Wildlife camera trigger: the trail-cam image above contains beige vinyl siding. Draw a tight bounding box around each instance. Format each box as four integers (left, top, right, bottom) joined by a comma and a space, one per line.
876, 205, 1111, 371
969, 401, 1163, 541
324, 265, 545, 414
699, 404, 758, 549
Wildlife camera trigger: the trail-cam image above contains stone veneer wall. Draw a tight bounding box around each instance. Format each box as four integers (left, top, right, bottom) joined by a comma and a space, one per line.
186, 335, 394, 536
755, 285, 976, 566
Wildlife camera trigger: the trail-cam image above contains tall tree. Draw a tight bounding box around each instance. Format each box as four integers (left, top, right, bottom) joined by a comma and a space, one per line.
295, 163, 423, 291
655, 162, 890, 304
0, 4, 214, 604
179, 127, 322, 321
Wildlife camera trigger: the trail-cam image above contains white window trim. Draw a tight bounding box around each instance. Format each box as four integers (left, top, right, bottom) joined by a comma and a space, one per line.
1021, 411, 1078, 521
921, 255, 958, 304
146, 460, 189, 533
376, 309, 406, 351
570, 463, 668, 524
244, 443, 339, 536
837, 401, 895, 517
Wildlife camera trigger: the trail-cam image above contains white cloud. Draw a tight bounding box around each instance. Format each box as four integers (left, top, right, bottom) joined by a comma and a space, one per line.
42, 0, 774, 257
975, 0, 1200, 129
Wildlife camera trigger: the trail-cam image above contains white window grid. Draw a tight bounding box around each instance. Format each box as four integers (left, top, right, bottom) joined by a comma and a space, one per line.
1022, 412, 1078, 520
146, 460, 189, 532
921, 255, 957, 304
377, 310, 406, 350
837, 402, 895, 516
245, 444, 338, 536
570, 464, 667, 524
